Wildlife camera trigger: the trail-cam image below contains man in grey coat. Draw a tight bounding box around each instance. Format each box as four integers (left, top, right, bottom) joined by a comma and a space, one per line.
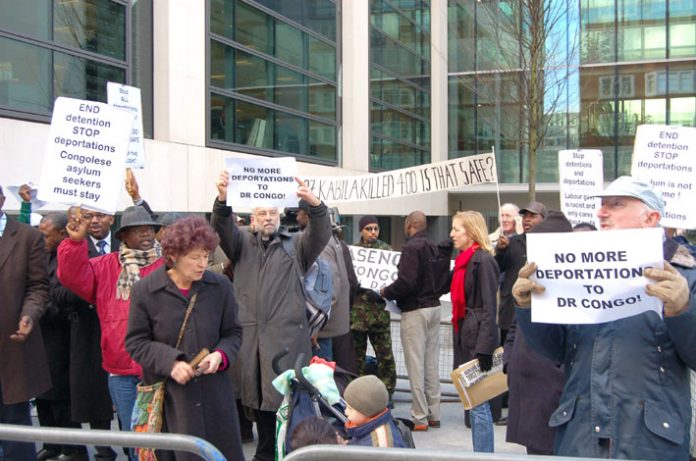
212, 171, 331, 461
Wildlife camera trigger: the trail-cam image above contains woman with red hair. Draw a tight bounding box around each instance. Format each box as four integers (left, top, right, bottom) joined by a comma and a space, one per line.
126, 216, 244, 460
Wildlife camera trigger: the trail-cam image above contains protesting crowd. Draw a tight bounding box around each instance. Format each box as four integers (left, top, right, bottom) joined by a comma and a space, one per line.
1, 165, 696, 461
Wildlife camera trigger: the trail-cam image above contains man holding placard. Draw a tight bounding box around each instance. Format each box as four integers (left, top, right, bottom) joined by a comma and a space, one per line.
212, 170, 331, 461
513, 176, 696, 460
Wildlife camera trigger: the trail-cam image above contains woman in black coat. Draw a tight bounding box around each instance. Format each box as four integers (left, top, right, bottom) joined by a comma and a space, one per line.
449, 211, 499, 453
126, 217, 244, 461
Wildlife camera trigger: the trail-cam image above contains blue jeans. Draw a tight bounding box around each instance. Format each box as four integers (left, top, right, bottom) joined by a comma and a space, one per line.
314, 337, 333, 361
0, 397, 35, 461
470, 401, 494, 452
108, 374, 139, 461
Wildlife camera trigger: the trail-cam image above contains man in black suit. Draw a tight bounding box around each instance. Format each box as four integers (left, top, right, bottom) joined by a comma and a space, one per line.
65, 206, 118, 461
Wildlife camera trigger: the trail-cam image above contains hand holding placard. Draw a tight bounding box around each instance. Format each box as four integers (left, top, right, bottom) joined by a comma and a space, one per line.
295, 177, 320, 207
512, 262, 545, 308
645, 262, 689, 317
216, 169, 229, 202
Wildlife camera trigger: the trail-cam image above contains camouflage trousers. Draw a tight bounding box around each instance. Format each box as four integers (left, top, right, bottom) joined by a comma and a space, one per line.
351, 328, 397, 395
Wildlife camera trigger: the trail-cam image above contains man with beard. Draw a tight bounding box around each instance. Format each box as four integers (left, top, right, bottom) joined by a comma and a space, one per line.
212, 171, 331, 461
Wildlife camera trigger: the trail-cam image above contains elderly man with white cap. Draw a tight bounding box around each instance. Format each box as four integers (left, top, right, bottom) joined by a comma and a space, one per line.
512, 176, 696, 460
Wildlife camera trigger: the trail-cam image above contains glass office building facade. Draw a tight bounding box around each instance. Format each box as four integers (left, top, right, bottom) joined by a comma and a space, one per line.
0, 0, 153, 134
208, 0, 339, 163
448, 0, 696, 184
370, 0, 432, 171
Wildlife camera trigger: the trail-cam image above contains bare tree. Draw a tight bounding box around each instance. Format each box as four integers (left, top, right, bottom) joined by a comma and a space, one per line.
452, 0, 579, 201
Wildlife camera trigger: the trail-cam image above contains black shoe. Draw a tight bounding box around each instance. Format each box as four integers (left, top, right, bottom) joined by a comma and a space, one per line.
37, 448, 59, 461
241, 429, 254, 443
495, 416, 508, 426
50, 452, 89, 461
94, 447, 117, 461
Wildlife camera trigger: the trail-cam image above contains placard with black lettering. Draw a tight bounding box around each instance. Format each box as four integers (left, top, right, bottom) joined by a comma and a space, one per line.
526, 228, 663, 324
38, 97, 135, 214
225, 157, 297, 208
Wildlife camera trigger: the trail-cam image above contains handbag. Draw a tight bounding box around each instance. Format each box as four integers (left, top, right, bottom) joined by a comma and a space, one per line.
131, 293, 198, 460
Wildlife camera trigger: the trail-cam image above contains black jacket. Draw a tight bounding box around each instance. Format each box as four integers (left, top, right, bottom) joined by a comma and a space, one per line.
494, 233, 527, 330
383, 231, 440, 312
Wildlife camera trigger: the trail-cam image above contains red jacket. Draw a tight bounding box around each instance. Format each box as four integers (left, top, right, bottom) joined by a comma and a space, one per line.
57, 238, 164, 376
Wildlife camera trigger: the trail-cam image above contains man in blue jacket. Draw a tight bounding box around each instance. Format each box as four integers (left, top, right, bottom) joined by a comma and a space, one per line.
512, 176, 696, 460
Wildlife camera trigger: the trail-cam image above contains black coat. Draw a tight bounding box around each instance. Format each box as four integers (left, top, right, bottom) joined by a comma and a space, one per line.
38, 250, 74, 401
453, 249, 500, 367
382, 231, 441, 312
67, 237, 117, 422
503, 318, 563, 453
494, 234, 526, 330
126, 266, 244, 461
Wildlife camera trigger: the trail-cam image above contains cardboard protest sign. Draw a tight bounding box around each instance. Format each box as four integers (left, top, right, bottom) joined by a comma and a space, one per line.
558, 149, 603, 227
107, 82, 145, 169
38, 97, 135, 214
349, 245, 401, 314
526, 228, 664, 324
304, 152, 496, 203
225, 157, 297, 208
631, 124, 696, 228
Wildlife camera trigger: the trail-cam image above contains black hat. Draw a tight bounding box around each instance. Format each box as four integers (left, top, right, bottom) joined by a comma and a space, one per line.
358, 215, 379, 232
298, 199, 311, 213
115, 206, 161, 239
527, 210, 572, 234
158, 212, 184, 227
520, 201, 547, 218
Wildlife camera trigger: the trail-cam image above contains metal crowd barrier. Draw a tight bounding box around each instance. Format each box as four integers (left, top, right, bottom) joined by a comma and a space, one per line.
0, 424, 226, 461
284, 445, 628, 461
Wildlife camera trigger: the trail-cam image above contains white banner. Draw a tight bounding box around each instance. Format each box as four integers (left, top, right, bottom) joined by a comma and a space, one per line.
304, 152, 496, 203
107, 82, 145, 169
631, 124, 696, 228
526, 228, 664, 324
225, 157, 297, 208
558, 149, 603, 227
37, 97, 135, 214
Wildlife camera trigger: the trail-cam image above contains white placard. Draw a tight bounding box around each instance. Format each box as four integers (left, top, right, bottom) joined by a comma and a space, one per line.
107, 82, 145, 169
631, 124, 696, 228
37, 97, 135, 214
558, 149, 603, 227
304, 152, 496, 204
225, 157, 298, 208
348, 246, 401, 314
349, 246, 401, 291
526, 228, 664, 324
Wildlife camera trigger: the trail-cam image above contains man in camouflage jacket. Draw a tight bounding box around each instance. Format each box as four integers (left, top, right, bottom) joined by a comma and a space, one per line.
351, 215, 397, 396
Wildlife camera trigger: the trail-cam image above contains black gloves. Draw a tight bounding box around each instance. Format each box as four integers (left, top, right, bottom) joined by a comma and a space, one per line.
477, 353, 493, 372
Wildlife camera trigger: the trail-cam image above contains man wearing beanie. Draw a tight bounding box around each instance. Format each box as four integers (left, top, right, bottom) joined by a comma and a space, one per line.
344, 375, 408, 448
351, 216, 397, 399
513, 176, 696, 460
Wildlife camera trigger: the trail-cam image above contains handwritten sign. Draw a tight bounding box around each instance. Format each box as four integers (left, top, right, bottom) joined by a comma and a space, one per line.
107, 82, 145, 169
225, 157, 297, 208
37, 97, 134, 214
526, 228, 664, 324
304, 153, 496, 203
558, 149, 603, 227
631, 124, 696, 228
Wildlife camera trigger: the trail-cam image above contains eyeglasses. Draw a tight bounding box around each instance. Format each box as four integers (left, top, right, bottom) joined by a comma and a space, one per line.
363, 226, 379, 232
82, 213, 109, 221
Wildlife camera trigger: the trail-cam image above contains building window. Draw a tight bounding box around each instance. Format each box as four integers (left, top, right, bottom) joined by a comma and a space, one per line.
0, 0, 153, 136
370, 0, 431, 171
208, 0, 339, 163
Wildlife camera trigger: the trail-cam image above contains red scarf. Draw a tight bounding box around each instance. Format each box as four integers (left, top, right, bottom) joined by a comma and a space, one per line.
450, 243, 479, 332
